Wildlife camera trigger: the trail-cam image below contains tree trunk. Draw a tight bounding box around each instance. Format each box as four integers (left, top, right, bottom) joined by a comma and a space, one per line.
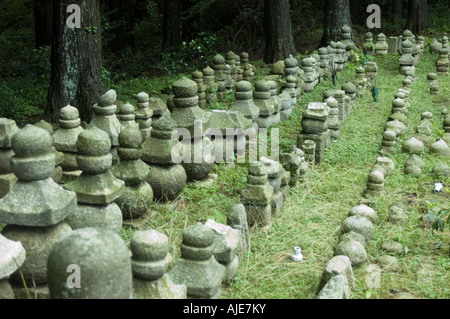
406, 0, 430, 34
34, 0, 53, 48
162, 0, 182, 52
46, 0, 104, 123
349, 0, 361, 25
320, 0, 352, 47
107, 0, 127, 53
263, 0, 296, 64
392, 0, 403, 18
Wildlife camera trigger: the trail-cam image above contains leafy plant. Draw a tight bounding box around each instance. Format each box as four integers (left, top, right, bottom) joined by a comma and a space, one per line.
426, 202, 450, 233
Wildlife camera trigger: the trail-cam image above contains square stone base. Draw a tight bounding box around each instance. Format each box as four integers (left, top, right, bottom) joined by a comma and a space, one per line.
271, 191, 284, 217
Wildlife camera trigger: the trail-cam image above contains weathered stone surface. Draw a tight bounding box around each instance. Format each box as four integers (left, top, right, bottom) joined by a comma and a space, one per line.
342, 216, 374, 240
64, 171, 124, 205
0, 178, 77, 227
377, 255, 399, 271
48, 228, 132, 299
0, 118, 19, 149
402, 137, 424, 154
3, 222, 72, 285
318, 275, 350, 299
133, 275, 186, 299
340, 231, 366, 246
388, 203, 409, 224
319, 255, 354, 291
335, 238, 367, 266
65, 202, 123, 233
205, 219, 240, 264
227, 204, 250, 257
147, 163, 187, 201
168, 224, 226, 298
0, 279, 14, 299
349, 204, 378, 223
0, 234, 26, 279
430, 139, 450, 156
381, 240, 403, 254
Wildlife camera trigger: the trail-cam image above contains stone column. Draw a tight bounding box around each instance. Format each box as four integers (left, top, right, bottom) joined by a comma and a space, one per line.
297, 102, 330, 164
111, 126, 153, 220
131, 230, 186, 299
53, 105, 85, 183
240, 161, 274, 229
171, 77, 214, 181
375, 33, 388, 55
231, 81, 260, 131
90, 89, 123, 156
118, 102, 139, 129
141, 116, 187, 201
63, 126, 124, 233
0, 118, 18, 198
168, 224, 226, 299
192, 70, 207, 109
135, 92, 153, 141
254, 80, 276, 128
0, 125, 76, 288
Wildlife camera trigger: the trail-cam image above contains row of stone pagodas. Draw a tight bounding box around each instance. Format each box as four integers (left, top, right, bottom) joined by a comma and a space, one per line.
0, 125, 77, 295
46, 211, 245, 299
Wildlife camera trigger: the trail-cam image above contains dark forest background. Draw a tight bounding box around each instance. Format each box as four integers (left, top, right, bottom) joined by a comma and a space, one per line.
0, 0, 449, 123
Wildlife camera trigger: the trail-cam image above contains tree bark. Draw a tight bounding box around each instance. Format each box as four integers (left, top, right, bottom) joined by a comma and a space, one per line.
392, 0, 403, 18
162, 0, 182, 52
406, 0, 430, 34
320, 0, 352, 47
349, 0, 361, 25
34, 0, 53, 48
263, 0, 296, 64
46, 0, 104, 123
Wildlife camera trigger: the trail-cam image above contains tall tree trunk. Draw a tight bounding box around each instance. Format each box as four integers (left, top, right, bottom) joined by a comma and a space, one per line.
392, 0, 403, 18
46, 0, 104, 123
406, 0, 430, 34
349, 0, 361, 25
107, 0, 126, 53
320, 0, 352, 47
162, 0, 182, 52
263, 0, 296, 64
34, 0, 53, 48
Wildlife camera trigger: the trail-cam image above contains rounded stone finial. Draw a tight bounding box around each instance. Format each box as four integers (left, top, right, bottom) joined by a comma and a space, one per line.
12, 124, 53, 157
213, 54, 225, 65
136, 92, 149, 103
202, 66, 214, 76
118, 126, 143, 148
235, 81, 252, 92
254, 80, 270, 92
192, 70, 203, 79
284, 55, 298, 67
182, 224, 214, 248
120, 102, 135, 115
76, 126, 111, 156
131, 230, 169, 261
99, 89, 117, 107
153, 115, 176, 133
172, 77, 198, 98
60, 105, 79, 121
